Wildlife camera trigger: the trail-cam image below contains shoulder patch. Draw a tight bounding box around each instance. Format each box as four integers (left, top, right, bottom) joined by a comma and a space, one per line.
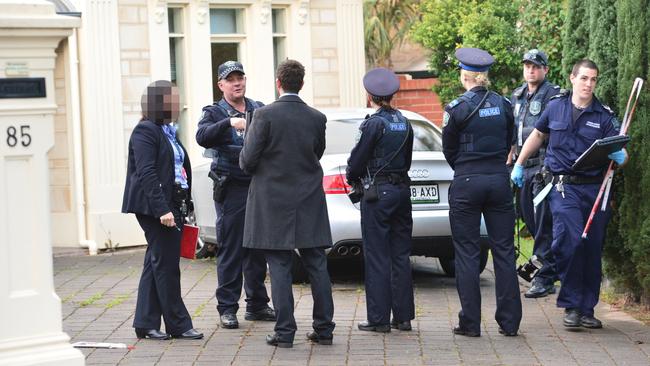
442, 111, 451, 128
447, 99, 461, 109
611, 116, 621, 128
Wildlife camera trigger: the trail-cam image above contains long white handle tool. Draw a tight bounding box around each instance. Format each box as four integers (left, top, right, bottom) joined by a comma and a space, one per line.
72, 341, 135, 350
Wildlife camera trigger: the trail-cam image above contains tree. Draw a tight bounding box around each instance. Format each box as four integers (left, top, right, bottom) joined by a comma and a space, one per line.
411, 0, 521, 105
588, 0, 618, 107
364, 0, 418, 68
561, 0, 590, 81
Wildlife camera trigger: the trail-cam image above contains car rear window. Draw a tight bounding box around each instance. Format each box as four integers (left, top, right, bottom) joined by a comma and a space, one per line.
324, 118, 443, 154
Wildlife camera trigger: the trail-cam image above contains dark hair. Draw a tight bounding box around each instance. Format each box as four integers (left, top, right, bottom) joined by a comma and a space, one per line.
571, 59, 599, 76
370, 94, 394, 110
276, 59, 305, 93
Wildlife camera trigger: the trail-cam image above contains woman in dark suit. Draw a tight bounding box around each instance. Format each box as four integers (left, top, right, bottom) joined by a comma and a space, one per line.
122, 80, 203, 340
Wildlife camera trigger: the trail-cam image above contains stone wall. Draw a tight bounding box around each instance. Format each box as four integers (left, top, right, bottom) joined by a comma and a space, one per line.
310, 0, 340, 107
393, 77, 443, 126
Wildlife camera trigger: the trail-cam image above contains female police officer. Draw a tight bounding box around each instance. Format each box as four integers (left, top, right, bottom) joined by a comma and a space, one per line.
442, 48, 521, 337
346, 68, 415, 333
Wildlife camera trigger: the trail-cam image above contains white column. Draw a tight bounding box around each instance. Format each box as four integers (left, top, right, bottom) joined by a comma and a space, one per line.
246, 0, 276, 104
336, 0, 365, 107
288, 0, 314, 104
0, 2, 84, 365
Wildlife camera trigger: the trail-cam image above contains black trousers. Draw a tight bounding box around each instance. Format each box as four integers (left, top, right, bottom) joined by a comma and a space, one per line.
449, 174, 521, 334
263, 248, 335, 343
133, 213, 193, 334
215, 183, 270, 315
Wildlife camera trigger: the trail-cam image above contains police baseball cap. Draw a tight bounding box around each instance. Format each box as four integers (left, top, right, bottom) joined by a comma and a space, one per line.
363, 67, 400, 97
522, 49, 548, 67
217, 61, 245, 80
455, 47, 494, 72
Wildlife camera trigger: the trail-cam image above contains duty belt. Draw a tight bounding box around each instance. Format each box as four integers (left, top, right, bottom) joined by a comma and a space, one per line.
552, 175, 602, 185
374, 174, 409, 185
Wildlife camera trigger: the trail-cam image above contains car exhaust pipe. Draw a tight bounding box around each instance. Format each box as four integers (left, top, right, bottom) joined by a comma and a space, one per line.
336, 245, 349, 256
349, 245, 361, 256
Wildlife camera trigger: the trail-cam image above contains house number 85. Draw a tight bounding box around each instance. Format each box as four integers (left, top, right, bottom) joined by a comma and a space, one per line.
6, 125, 32, 147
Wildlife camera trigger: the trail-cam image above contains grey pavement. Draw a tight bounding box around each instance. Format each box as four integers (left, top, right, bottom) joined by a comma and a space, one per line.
54, 249, 650, 365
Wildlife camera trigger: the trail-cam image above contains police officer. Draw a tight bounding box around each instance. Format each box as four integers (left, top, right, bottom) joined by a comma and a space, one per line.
346, 67, 415, 333
443, 48, 521, 337
512, 59, 627, 329
510, 49, 560, 298
196, 61, 275, 329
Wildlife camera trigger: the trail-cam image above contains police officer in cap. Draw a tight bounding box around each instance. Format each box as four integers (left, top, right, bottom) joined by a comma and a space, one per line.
346, 67, 415, 333
510, 49, 560, 298
196, 61, 275, 329
442, 48, 521, 337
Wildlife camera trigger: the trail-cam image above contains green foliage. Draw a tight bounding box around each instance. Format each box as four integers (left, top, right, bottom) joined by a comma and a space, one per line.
517, 0, 568, 86
364, 0, 419, 68
588, 0, 618, 107
411, 0, 521, 105
561, 0, 590, 81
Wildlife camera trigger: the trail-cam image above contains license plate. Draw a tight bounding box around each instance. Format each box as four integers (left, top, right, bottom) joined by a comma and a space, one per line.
410, 184, 439, 204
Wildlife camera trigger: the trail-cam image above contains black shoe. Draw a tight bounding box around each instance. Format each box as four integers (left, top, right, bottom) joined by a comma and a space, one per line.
266, 334, 293, 348
172, 328, 204, 339
452, 326, 480, 337
390, 319, 412, 331
524, 280, 556, 298
306, 331, 333, 345
358, 321, 391, 333
244, 306, 276, 321
498, 327, 518, 336
135, 328, 171, 340
580, 315, 603, 329
220, 313, 239, 329
563, 309, 581, 328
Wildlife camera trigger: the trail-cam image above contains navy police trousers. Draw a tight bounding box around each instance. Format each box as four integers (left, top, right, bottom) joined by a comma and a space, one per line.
449, 174, 521, 335
214, 183, 270, 315
548, 183, 610, 317
520, 166, 557, 285
360, 183, 415, 326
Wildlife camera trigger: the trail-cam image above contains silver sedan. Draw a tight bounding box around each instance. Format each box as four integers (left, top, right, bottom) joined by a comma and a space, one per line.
191, 108, 488, 277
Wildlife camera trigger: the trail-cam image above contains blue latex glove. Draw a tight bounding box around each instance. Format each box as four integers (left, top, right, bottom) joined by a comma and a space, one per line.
510, 163, 524, 188
608, 149, 627, 165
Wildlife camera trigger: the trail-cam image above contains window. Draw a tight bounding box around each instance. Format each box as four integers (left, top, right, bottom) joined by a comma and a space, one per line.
272, 8, 287, 97
210, 8, 245, 100
168, 7, 189, 143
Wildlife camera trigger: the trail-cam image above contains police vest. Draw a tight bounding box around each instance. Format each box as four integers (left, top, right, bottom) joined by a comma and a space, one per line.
209, 98, 260, 179
457, 90, 509, 157
512, 80, 558, 152
367, 110, 411, 176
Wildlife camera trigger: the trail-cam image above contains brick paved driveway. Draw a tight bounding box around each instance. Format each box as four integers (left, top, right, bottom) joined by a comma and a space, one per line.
54, 250, 650, 365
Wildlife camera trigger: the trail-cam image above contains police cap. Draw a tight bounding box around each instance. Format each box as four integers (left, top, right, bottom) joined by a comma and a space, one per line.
522, 49, 548, 67
218, 61, 245, 80
455, 48, 494, 72
363, 67, 400, 97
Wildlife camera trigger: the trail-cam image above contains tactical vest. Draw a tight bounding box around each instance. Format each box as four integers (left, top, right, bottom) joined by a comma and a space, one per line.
209, 98, 259, 180
367, 109, 411, 176
512, 80, 556, 154
458, 90, 509, 156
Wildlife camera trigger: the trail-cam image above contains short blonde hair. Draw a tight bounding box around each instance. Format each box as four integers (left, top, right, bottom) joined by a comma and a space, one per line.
460, 69, 491, 87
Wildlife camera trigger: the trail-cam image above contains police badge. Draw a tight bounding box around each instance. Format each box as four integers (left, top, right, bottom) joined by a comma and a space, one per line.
529, 101, 542, 115
442, 112, 450, 128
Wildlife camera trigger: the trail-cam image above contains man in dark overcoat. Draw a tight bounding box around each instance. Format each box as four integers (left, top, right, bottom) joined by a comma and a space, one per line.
239, 59, 335, 348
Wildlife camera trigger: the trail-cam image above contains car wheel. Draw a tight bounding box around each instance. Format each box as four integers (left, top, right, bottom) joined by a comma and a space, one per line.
291, 251, 309, 284
438, 248, 489, 277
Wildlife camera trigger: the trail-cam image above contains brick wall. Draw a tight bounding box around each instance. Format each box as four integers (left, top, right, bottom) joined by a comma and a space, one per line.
392, 77, 443, 126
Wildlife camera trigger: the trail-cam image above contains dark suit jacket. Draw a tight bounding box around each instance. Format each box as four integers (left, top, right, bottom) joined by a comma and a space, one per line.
122, 120, 192, 218
239, 95, 332, 250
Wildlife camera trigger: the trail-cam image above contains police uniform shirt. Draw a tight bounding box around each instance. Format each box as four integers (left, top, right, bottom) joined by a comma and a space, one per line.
534, 92, 619, 177
442, 86, 514, 175
346, 108, 414, 182
511, 79, 560, 149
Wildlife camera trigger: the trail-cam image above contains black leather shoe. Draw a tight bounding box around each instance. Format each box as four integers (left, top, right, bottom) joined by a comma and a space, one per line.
498, 327, 518, 336
266, 334, 293, 348
358, 321, 391, 333
135, 328, 170, 340
563, 309, 581, 328
390, 319, 412, 331
452, 326, 480, 337
220, 313, 239, 329
580, 315, 603, 329
306, 331, 333, 345
172, 328, 204, 339
524, 280, 556, 298
245, 306, 276, 321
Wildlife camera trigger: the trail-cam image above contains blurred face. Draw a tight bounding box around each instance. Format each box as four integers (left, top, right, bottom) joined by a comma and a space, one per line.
523, 62, 548, 86
218, 72, 246, 103
570, 66, 598, 100
141, 83, 180, 124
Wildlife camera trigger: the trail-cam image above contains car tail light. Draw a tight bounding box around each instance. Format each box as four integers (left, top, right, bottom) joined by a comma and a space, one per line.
323, 173, 351, 194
